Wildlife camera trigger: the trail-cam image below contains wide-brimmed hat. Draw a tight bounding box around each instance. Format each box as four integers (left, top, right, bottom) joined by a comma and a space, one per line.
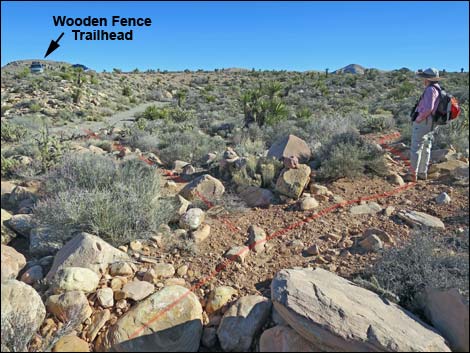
416, 67, 443, 81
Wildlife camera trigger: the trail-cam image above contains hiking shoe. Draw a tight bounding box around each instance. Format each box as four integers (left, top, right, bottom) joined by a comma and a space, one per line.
403, 173, 417, 182
417, 173, 428, 181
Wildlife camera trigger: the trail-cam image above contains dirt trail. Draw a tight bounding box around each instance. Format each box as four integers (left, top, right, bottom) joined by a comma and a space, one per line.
48, 101, 168, 138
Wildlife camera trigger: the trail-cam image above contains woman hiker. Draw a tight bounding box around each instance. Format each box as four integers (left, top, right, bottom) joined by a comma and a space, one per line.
405, 68, 443, 182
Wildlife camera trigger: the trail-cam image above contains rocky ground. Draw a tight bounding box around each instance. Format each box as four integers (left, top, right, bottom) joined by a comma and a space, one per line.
1, 61, 469, 352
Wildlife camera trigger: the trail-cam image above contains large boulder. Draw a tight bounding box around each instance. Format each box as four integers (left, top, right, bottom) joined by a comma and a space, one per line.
179, 174, 225, 204
217, 295, 272, 352
1, 280, 46, 352
46, 232, 129, 281
423, 288, 469, 352
98, 285, 203, 352
271, 268, 450, 352
260, 325, 318, 352
397, 210, 445, 229
268, 135, 312, 164
275, 165, 311, 199
239, 186, 274, 208
1, 244, 26, 282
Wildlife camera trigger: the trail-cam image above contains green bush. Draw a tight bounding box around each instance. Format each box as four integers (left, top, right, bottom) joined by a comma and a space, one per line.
317, 132, 388, 180
0, 154, 20, 177
1, 122, 28, 142
362, 230, 469, 315
122, 86, 132, 97
34, 153, 174, 247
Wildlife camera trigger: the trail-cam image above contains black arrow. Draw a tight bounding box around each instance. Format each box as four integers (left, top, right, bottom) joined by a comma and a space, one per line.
44, 32, 64, 58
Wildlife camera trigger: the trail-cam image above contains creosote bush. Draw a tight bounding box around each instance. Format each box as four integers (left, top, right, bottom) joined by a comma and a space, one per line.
34, 153, 175, 247
363, 230, 469, 316
316, 131, 388, 180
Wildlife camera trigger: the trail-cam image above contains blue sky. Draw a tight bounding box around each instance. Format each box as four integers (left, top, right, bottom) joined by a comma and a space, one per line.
1, 1, 469, 72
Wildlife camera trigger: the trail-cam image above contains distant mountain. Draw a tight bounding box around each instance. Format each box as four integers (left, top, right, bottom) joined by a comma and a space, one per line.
333, 64, 366, 75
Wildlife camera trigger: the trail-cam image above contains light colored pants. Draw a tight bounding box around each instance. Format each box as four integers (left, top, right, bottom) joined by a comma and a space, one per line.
410, 117, 434, 176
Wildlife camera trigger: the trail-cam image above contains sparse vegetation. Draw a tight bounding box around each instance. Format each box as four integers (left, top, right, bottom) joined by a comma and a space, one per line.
364, 230, 469, 315
34, 153, 175, 246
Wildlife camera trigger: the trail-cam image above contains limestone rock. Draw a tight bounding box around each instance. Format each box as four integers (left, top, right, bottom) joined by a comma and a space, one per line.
423, 288, 469, 352
271, 268, 450, 352
397, 210, 445, 229
299, 196, 319, 211
109, 262, 134, 276
363, 228, 394, 244
225, 246, 250, 263
1, 209, 16, 244
192, 224, 211, 244
4, 213, 35, 237
97, 287, 114, 308
52, 335, 89, 352
217, 295, 272, 352
268, 135, 312, 164
46, 232, 130, 281
239, 186, 274, 208
1, 244, 26, 281
247, 225, 267, 253
206, 286, 238, 315
260, 325, 318, 352
180, 174, 225, 203
50, 267, 100, 293
180, 208, 205, 230
120, 280, 155, 301
46, 290, 92, 324
349, 202, 382, 215
436, 192, 451, 205
1, 280, 46, 352
358, 234, 383, 252
99, 285, 203, 352
276, 165, 311, 199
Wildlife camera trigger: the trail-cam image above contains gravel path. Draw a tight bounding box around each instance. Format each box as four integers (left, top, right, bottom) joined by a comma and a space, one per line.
49, 101, 168, 138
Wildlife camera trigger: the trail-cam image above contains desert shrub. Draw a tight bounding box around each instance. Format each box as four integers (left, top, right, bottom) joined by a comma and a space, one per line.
29, 102, 42, 113
0, 154, 20, 177
230, 155, 283, 189
34, 153, 174, 246
1, 121, 28, 142
122, 86, 132, 96
158, 130, 225, 166
363, 230, 469, 315
34, 127, 68, 171
138, 105, 194, 123
316, 132, 388, 180
433, 112, 469, 154
359, 114, 396, 134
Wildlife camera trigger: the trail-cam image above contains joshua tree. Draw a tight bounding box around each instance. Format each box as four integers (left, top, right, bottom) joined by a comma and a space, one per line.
461, 68, 464, 73
325, 68, 329, 77
175, 90, 187, 107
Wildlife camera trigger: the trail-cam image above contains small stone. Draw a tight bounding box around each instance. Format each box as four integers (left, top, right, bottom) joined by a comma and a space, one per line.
20, 265, 44, 285
192, 224, 211, 244
315, 256, 328, 264
164, 278, 186, 286
109, 262, 134, 276
110, 277, 124, 291
206, 286, 238, 314
389, 173, 405, 186
306, 244, 320, 256
436, 192, 451, 205
359, 234, 383, 252
177, 265, 188, 277
129, 241, 142, 252
247, 225, 267, 253
180, 208, 205, 231
46, 291, 92, 324
384, 206, 396, 217
224, 246, 250, 263
152, 263, 176, 279
363, 228, 394, 244
120, 280, 155, 301
350, 202, 382, 215
299, 196, 319, 211
96, 287, 114, 308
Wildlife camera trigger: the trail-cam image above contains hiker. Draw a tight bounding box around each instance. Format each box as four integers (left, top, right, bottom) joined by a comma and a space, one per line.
406, 68, 442, 182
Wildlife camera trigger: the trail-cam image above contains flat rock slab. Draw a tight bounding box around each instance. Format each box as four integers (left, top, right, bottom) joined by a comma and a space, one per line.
99, 285, 203, 352
271, 268, 450, 352
268, 134, 312, 164
349, 202, 382, 215
397, 210, 445, 229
